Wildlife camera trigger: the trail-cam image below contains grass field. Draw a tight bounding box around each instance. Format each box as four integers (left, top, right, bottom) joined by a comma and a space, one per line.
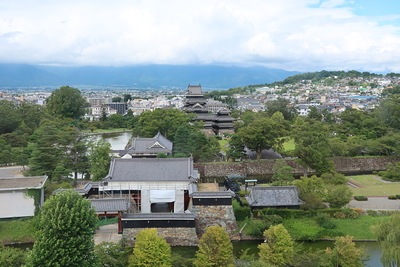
0, 218, 35, 244
348, 175, 400, 196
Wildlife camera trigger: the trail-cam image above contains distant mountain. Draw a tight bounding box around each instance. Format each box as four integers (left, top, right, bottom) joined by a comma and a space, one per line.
0, 64, 299, 89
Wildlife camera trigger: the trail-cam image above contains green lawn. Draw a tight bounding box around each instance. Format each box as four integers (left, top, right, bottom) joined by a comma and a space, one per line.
0, 218, 35, 244
348, 175, 400, 196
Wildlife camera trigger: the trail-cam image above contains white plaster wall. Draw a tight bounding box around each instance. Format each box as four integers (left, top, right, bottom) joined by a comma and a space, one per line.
174, 189, 185, 213
0, 191, 35, 218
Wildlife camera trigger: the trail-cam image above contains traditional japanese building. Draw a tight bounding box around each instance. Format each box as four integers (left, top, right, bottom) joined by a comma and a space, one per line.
119, 132, 173, 158
182, 84, 235, 135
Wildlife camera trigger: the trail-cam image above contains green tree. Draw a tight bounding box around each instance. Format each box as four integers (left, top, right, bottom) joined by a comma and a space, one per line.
28, 119, 74, 180
294, 175, 327, 210
271, 159, 294, 186
0, 244, 27, 267
88, 140, 111, 181
372, 212, 400, 267
0, 100, 20, 134
112, 96, 122, 103
129, 228, 171, 267
108, 114, 125, 128
194, 225, 234, 267
135, 108, 194, 140
325, 235, 365, 267
325, 185, 353, 209
173, 125, 192, 157
46, 86, 89, 119
27, 190, 98, 267
124, 94, 132, 103
376, 94, 400, 130
291, 118, 334, 175
227, 133, 246, 161
265, 98, 297, 121
258, 224, 294, 267
238, 117, 287, 160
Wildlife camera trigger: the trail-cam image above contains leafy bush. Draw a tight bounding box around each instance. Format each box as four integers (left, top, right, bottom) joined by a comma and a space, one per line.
388, 195, 398, 200
342, 209, 359, 219
316, 209, 342, 217
261, 214, 283, 224
234, 206, 251, 221
237, 190, 249, 197
354, 196, 368, 201
246, 220, 271, 238
240, 198, 249, 206
254, 208, 309, 219
316, 213, 331, 225
321, 220, 337, 229
333, 211, 346, 219
283, 219, 321, 241
397, 195, 400, 199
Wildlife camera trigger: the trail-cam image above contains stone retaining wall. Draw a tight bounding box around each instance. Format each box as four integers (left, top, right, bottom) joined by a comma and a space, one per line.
123, 227, 199, 246
190, 205, 240, 240
194, 157, 400, 178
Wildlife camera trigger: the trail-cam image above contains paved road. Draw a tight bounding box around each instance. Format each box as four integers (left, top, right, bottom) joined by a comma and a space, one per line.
348, 196, 400, 211
94, 224, 122, 245
0, 165, 25, 178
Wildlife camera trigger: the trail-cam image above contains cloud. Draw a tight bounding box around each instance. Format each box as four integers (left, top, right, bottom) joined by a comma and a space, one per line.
0, 0, 400, 72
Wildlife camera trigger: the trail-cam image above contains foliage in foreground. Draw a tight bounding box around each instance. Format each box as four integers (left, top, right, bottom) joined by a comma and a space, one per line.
194, 225, 234, 267
0, 244, 27, 267
129, 228, 172, 267
26, 190, 98, 267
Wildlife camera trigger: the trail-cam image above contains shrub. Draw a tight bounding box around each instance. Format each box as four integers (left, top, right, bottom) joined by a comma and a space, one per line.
316, 213, 331, 225
255, 208, 309, 219
261, 214, 283, 224
354, 196, 368, 201
353, 209, 365, 215
333, 211, 346, 219
237, 190, 249, 197
246, 221, 271, 238
321, 220, 337, 229
378, 171, 386, 177
342, 209, 359, 219
366, 210, 378, 217
317, 209, 342, 217
240, 198, 249, 206
396, 195, 400, 199
388, 195, 398, 200
234, 206, 251, 221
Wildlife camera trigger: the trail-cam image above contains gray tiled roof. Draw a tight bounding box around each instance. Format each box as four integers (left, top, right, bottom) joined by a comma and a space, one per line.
0, 176, 47, 190
191, 190, 235, 198
186, 85, 203, 95
89, 198, 129, 212
123, 132, 173, 156
104, 157, 199, 182
246, 186, 304, 207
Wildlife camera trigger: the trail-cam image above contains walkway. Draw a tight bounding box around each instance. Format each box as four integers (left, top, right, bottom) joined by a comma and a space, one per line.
0, 165, 24, 178
348, 196, 400, 210
94, 223, 122, 245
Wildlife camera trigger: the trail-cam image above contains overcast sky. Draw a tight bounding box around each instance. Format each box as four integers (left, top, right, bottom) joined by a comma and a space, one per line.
1, 0, 400, 72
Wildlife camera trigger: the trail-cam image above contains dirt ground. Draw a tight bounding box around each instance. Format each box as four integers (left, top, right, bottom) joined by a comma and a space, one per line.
197, 183, 220, 191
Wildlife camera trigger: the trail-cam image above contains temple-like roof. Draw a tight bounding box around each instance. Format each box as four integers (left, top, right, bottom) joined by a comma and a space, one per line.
104, 157, 199, 182
89, 198, 129, 212
246, 186, 304, 207
186, 85, 203, 95
122, 132, 173, 156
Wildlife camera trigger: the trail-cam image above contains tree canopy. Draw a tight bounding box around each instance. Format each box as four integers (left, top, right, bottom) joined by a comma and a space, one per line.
46, 86, 88, 119
27, 190, 98, 267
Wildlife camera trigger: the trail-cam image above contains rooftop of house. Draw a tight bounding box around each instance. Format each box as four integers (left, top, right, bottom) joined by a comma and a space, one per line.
104, 157, 199, 182
89, 198, 130, 212
246, 186, 304, 207
186, 84, 203, 95
0, 176, 47, 191
121, 132, 173, 156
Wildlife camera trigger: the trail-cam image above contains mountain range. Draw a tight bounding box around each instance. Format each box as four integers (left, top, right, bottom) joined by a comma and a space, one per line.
0, 64, 299, 89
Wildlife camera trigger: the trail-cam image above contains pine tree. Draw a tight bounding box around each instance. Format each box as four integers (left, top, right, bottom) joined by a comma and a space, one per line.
194, 225, 234, 267
129, 228, 171, 267
26, 190, 98, 267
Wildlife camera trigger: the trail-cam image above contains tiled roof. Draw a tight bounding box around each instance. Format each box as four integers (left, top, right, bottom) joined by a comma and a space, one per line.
89, 198, 129, 212
246, 186, 304, 207
123, 132, 173, 156
104, 157, 199, 182
0, 176, 47, 190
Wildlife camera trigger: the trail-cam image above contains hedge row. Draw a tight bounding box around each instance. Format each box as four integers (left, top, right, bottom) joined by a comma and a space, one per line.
354, 196, 368, 201
251, 208, 358, 219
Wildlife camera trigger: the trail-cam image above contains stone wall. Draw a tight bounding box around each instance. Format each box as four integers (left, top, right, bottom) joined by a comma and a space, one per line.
194, 157, 400, 178
123, 227, 199, 246
190, 205, 240, 241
